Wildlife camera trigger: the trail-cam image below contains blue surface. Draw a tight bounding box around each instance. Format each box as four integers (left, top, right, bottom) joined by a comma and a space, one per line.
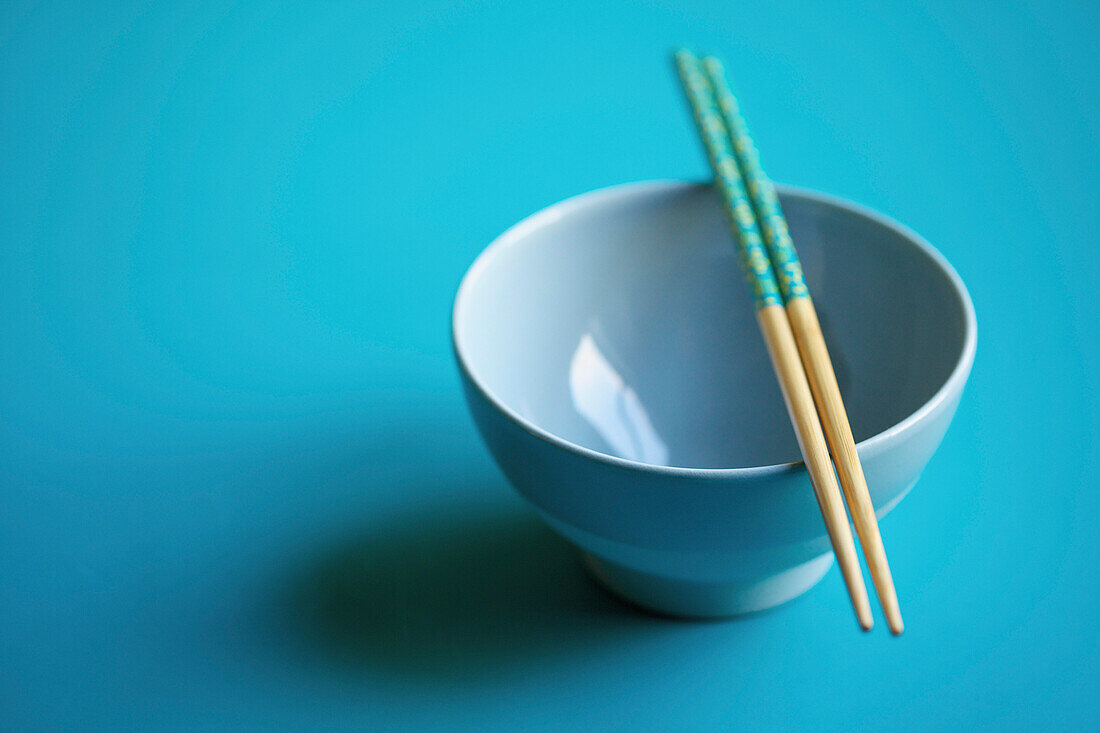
1, 1, 1096, 729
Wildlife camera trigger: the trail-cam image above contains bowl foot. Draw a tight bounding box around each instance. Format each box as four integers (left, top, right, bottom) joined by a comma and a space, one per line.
582, 551, 834, 618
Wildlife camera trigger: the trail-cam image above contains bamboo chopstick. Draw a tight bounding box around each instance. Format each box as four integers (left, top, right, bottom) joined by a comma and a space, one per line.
674, 49, 874, 632
701, 56, 904, 635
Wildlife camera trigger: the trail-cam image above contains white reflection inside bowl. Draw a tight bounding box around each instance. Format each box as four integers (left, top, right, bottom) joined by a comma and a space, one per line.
569, 333, 669, 465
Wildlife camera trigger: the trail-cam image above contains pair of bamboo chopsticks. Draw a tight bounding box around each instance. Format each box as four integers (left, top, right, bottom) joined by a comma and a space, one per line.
673, 49, 903, 634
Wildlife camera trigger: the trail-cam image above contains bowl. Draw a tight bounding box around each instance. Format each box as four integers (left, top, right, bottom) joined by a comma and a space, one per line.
452, 180, 976, 617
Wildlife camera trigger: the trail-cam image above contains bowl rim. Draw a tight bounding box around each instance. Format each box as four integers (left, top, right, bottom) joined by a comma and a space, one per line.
452, 179, 977, 478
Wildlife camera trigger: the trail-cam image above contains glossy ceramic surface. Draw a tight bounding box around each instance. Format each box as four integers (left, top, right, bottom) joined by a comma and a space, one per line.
453, 180, 976, 617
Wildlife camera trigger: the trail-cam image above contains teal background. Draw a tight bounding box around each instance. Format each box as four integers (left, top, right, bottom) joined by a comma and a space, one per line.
1, 1, 1097, 730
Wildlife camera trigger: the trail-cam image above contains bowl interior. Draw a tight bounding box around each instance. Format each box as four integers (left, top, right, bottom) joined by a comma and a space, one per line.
455, 183, 970, 469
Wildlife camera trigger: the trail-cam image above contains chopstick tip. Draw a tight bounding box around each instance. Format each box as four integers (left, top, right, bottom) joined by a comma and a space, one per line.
672, 47, 695, 63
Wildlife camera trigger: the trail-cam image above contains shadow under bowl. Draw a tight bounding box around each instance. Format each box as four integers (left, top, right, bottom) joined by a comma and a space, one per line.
453, 180, 976, 618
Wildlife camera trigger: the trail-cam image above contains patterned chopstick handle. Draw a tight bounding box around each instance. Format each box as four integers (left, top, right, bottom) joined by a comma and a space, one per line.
702, 56, 809, 302
674, 50, 783, 311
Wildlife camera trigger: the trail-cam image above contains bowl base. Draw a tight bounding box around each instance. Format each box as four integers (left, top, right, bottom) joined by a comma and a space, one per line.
582, 551, 834, 618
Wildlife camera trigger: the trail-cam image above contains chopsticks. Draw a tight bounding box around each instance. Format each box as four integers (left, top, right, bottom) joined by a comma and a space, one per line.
701, 56, 904, 635
674, 50, 874, 632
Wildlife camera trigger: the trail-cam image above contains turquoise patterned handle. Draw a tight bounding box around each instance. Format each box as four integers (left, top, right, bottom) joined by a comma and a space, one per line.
674, 50, 783, 311
702, 56, 810, 302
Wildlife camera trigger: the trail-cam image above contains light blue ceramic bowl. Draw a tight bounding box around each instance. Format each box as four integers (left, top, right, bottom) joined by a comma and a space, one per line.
453, 181, 976, 617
